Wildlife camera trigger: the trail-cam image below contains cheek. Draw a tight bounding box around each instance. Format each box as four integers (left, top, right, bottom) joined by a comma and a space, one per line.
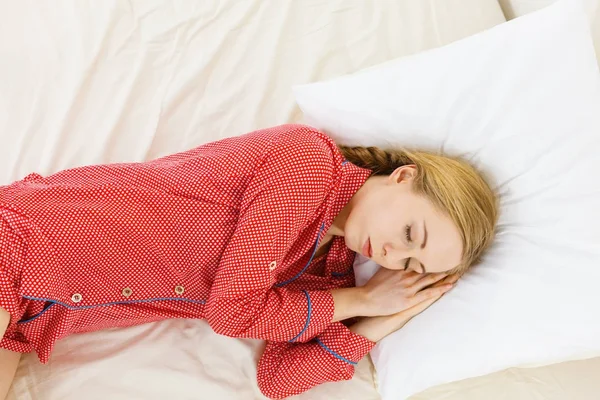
345, 195, 376, 237
354, 196, 386, 226
347, 188, 404, 238
381, 194, 407, 225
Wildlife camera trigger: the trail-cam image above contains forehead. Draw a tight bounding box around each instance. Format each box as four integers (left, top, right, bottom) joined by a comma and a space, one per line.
426, 216, 463, 271
412, 194, 463, 271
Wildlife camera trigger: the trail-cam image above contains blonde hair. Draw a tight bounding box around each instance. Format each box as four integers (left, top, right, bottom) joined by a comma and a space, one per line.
338, 145, 498, 274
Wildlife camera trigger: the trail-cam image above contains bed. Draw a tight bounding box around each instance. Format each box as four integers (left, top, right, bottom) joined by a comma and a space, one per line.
2, 1, 599, 399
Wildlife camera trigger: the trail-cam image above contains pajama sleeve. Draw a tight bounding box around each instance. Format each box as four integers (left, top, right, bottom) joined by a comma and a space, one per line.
204, 126, 339, 343
0, 208, 32, 354
256, 322, 376, 399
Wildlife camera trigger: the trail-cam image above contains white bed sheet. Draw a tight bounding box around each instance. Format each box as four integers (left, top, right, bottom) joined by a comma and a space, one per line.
13, 1, 596, 399
8, 320, 379, 400
0, 0, 503, 184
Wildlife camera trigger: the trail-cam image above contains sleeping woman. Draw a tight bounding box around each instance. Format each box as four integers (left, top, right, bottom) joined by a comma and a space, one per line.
0, 124, 498, 399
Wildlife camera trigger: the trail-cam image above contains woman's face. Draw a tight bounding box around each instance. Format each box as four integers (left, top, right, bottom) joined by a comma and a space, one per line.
344, 166, 463, 273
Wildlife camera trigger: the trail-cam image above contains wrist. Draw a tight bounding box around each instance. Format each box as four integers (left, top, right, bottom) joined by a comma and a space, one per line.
331, 287, 369, 322
349, 315, 389, 343
349, 313, 410, 343
353, 286, 370, 316
348, 319, 382, 342
354, 285, 380, 317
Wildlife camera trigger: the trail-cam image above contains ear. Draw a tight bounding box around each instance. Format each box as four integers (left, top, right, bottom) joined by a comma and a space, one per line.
389, 165, 418, 184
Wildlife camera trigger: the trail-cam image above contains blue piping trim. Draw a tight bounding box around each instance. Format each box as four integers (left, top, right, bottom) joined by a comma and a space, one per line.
331, 267, 353, 277
18, 301, 57, 324
342, 160, 348, 165
289, 290, 312, 343
315, 338, 357, 365
21, 295, 206, 311
275, 221, 326, 287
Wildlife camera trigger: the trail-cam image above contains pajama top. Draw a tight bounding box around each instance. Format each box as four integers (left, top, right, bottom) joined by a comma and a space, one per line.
0, 124, 375, 399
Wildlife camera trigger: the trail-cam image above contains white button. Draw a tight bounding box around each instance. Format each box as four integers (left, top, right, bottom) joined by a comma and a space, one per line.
269, 261, 277, 271
71, 293, 83, 303
122, 288, 133, 298
174, 285, 185, 295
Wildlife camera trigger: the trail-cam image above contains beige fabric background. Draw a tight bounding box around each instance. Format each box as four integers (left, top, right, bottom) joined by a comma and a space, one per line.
2, 1, 599, 399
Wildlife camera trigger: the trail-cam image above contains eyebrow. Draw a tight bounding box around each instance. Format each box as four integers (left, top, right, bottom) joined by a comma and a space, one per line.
419, 221, 428, 273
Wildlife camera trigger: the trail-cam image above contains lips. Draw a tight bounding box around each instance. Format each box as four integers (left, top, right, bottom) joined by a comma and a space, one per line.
362, 237, 372, 258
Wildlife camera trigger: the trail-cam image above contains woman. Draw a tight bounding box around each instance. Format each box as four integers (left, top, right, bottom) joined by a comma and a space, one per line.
0, 124, 497, 399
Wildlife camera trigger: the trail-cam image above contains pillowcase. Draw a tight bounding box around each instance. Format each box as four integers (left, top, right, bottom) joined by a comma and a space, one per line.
294, 0, 600, 399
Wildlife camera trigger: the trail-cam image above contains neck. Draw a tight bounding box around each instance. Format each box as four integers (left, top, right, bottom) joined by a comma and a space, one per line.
327, 175, 383, 237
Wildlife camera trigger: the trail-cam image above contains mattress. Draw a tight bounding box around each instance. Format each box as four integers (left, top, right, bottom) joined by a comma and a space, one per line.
3, 1, 597, 399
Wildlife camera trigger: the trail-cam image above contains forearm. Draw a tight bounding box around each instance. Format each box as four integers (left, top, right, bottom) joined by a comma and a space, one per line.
206, 289, 335, 342
207, 287, 368, 343
0, 348, 20, 400
0, 308, 20, 400
348, 314, 408, 343
0, 308, 8, 339
330, 287, 368, 322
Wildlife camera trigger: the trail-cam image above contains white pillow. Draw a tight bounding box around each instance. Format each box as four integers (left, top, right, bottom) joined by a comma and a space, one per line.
293, 1, 600, 399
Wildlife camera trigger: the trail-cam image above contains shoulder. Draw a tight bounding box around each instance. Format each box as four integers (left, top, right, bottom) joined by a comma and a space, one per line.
241, 125, 341, 202
187, 124, 341, 181
258, 124, 343, 171
268, 123, 332, 145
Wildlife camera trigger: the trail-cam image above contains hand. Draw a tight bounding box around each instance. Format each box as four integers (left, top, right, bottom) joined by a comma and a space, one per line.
359, 267, 456, 317
350, 274, 460, 342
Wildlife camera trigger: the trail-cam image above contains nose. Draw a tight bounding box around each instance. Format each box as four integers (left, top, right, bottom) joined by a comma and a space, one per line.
382, 242, 395, 257
383, 241, 407, 255
383, 241, 407, 261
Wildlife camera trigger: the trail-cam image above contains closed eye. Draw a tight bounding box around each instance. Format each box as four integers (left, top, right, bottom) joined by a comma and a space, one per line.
404, 225, 413, 270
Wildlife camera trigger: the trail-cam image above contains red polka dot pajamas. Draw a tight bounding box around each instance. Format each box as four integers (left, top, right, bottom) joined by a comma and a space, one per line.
0, 124, 375, 398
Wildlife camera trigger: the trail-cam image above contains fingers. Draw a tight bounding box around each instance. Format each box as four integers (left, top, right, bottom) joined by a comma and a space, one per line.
413, 294, 443, 311
430, 273, 460, 288
396, 293, 443, 319
371, 266, 406, 281
400, 270, 428, 285
409, 283, 454, 306
377, 267, 420, 285
410, 272, 450, 292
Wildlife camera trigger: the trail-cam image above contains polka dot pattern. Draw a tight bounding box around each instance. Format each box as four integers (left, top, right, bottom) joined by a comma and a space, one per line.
257, 322, 376, 399
0, 124, 375, 398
